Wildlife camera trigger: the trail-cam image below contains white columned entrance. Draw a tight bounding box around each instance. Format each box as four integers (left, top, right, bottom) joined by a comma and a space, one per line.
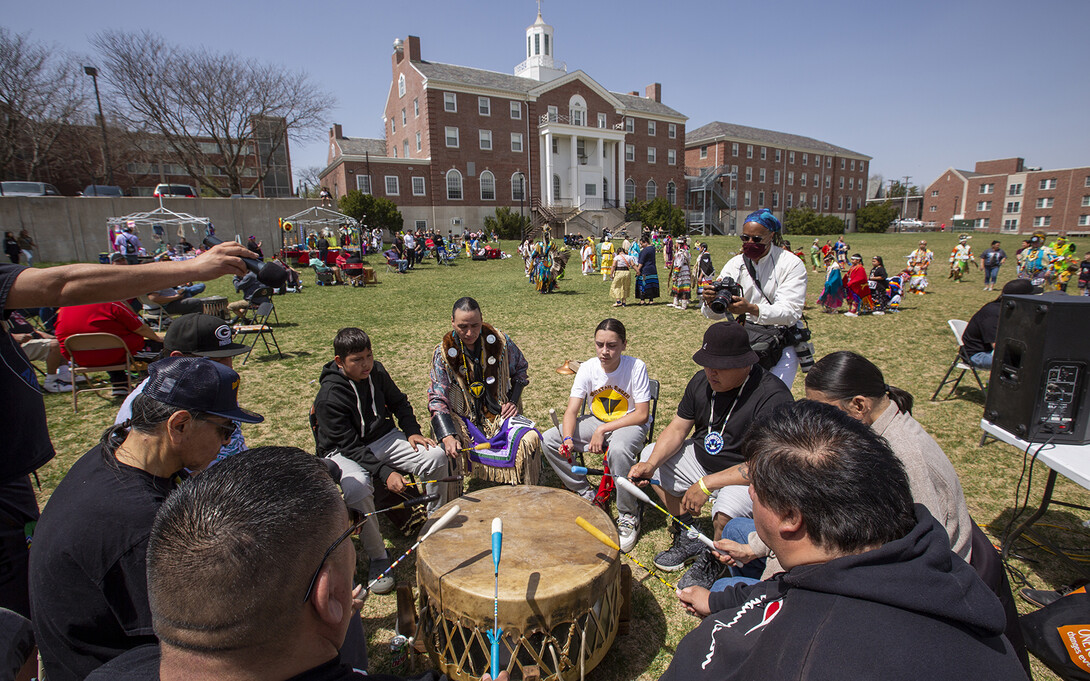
544, 131, 554, 205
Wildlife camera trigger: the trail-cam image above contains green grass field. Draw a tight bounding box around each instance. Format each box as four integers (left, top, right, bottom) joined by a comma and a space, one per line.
34, 232, 1089, 680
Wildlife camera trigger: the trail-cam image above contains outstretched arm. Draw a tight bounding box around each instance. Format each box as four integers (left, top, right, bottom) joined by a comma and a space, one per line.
6, 241, 254, 309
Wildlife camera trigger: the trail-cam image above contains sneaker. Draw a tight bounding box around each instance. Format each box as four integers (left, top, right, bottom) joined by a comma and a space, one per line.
654, 528, 706, 571
617, 513, 640, 553
42, 377, 73, 393
111, 387, 130, 397
844, 311, 857, 317
872, 311, 885, 316
368, 557, 395, 595
678, 550, 726, 590
577, 488, 596, 503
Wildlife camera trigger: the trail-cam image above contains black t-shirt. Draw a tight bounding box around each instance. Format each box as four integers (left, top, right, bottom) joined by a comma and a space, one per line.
29, 446, 184, 681
86, 646, 442, 681
1080, 261, 1090, 282
676, 365, 793, 471
0, 264, 54, 483
962, 299, 1001, 357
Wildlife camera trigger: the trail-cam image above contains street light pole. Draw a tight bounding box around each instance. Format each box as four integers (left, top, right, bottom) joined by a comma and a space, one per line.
517, 171, 526, 239
84, 66, 113, 186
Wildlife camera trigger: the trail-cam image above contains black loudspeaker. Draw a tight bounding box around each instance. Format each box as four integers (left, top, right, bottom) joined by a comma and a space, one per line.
984, 293, 1090, 444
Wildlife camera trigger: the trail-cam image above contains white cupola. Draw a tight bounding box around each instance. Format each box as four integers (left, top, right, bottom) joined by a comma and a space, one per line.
515, 6, 566, 82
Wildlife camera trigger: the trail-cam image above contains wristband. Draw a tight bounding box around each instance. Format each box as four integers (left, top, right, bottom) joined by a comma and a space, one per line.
563, 436, 573, 442
698, 477, 712, 496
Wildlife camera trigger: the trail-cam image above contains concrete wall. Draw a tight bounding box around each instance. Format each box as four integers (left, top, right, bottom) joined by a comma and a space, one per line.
0, 196, 326, 263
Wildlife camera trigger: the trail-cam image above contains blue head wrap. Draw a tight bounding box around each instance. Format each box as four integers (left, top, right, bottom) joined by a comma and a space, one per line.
744, 208, 782, 233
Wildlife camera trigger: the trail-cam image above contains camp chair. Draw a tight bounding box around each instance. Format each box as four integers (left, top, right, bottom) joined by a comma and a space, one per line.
233, 301, 283, 364
63, 333, 137, 412
930, 320, 987, 401
435, 242, 457, 266
312, 260, 337, 286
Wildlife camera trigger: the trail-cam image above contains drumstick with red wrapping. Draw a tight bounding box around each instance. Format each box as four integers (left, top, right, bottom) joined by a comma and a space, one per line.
614, 477, 717, 551
571, 466, 661, 488
576, 516, 678, 592
365, 504, 461, 593
487, 518, 503, 680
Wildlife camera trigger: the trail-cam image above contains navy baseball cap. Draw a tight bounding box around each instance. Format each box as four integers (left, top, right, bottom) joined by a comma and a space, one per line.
143, 356, 263, 424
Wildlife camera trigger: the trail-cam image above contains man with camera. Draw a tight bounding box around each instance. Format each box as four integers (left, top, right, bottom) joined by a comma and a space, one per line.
701, 209, 808, 387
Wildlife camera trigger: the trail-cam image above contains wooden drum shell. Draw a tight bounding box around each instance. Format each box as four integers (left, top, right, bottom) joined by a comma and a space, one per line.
416, 486, 621, 681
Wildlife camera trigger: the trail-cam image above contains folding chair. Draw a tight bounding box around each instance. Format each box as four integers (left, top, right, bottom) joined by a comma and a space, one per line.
237, 287, 279, 326
233, 302, 283, 364
63, 333, 136, 412
137, 295, 172, 332
931, 319, 988, 401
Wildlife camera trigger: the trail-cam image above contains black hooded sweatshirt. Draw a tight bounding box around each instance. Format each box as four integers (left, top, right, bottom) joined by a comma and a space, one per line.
661, 506, 1028, 681
313, 360, 423, 484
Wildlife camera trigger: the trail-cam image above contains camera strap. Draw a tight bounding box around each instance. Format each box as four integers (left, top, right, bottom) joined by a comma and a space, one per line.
743, 257, 774, 306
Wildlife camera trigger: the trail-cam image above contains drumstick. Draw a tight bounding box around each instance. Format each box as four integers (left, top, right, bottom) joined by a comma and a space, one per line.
576, 516, 678, 592
614, 477, 716, 551
571, 465, 660, 488
457, 443, 494, 453
412, 475, 464, 485
360, 493, 439, 516
487, 517, 503, 680
549, 408, 560, 429
365, 504, 461, 592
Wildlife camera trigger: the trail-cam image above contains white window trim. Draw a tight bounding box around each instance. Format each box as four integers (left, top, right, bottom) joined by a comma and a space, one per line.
445, 127, 459, 148
668, 123, 676, 139
648, 147, 656, 164
446, 169, 463, 201
648, 121, 656, 136
478, 97, 491, 116
511, 133, 523, 153
510, 101, 521, 119
356, 175, 371, 194
385, 176, 399, 196
667, 149, 676, 166
412, 176, 425, 196
444, 92, 457, 112
479, 171, 496, 201
479, 129, 492, 151
625, 144, 635, 162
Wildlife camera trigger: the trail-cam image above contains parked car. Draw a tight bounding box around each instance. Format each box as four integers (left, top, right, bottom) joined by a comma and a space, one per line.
0, 181, 61, 196
81, 185, 124, 197
153, 184, 198, 198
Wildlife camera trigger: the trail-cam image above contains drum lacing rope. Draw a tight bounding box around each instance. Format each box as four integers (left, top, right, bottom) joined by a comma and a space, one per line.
580, 625, 587, 681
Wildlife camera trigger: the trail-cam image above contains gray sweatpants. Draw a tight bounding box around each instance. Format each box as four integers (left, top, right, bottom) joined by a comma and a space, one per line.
542, 415, 648, 517
329, 429, 452, 560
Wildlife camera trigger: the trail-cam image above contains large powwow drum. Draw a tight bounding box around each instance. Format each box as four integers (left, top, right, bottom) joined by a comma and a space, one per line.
200, 295, 228, 319
417, 486, 622, 681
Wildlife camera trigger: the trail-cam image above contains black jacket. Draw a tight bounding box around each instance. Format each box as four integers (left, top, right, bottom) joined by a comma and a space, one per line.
962, 299, 1000, 357
313, 360, 422, 484
661, 506, 1028, 681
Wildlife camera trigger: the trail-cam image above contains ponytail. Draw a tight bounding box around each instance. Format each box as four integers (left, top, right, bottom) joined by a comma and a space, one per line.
805, 351, 915, 415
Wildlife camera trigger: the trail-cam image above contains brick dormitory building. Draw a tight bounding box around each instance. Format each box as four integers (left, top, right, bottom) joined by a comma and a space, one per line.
924, 157, 1090, 236
320, 10, 688, 236
320, 10, 873, 236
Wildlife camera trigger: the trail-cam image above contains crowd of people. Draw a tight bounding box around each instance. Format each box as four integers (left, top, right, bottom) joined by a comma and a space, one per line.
2, 209, 1065, 680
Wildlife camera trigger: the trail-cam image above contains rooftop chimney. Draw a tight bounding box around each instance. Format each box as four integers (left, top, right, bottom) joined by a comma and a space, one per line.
645, 83, 661, 102
407, 36, 421, 62
331, 124, 343, 140
627, 90, 639, 96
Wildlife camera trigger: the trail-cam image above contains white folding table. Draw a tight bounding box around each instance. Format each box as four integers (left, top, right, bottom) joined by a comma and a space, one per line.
981, 419, 1090, 577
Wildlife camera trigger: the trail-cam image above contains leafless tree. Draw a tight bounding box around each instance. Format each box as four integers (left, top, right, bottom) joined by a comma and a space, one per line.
296, 165, 324, 197
0, 29, 88, 181
91, 30, 333, 196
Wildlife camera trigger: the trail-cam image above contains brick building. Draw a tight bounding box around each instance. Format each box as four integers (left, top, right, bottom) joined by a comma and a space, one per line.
924, 157, 1090, 235
320, 11, 687, 235
684, 122, 871, 233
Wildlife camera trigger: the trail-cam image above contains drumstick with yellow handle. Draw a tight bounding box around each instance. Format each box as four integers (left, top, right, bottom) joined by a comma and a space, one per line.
365, 504, 461, 593
458, 443, 495, 453
575, 516, 678, 592
411, 475, 465, 486
614, 477, 717, 551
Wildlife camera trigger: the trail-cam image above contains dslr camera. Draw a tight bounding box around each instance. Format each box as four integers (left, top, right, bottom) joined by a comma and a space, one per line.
707, 276, 744, 315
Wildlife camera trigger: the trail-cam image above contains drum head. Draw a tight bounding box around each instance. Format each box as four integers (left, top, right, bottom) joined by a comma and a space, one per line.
417, 486, 619, 629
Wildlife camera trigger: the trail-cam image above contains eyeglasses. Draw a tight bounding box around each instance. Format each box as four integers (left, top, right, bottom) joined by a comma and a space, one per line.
195, 414, 237, 441
739, 234, 764, 243
302, 513, 366, 602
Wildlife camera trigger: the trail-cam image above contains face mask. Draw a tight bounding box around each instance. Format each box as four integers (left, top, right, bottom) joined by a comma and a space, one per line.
742, 241, 768, 260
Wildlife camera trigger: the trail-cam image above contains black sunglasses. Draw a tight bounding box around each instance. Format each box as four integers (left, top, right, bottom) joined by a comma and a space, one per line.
302, 513, 366, 603
739, 234, 764, 243
195, 415, 237, 441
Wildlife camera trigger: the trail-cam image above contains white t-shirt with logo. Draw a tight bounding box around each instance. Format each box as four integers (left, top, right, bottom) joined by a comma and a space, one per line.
571, 355, 651, 423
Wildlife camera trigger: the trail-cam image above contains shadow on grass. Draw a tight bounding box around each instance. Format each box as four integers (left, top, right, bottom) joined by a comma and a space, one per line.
931, 385, 987, 405
601, 576, 670, 680
986, 507, 1090, 589
250, 350, 313, 362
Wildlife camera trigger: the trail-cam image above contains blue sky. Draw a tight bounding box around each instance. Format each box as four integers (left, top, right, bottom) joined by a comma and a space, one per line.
7, 0, 1088, 189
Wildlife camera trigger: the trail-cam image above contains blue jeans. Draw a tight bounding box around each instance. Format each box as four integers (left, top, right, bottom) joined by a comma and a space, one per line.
708, 518, 765, 593
984, 266, 999, 285
180, 283, 206, 298
970, 351, 992, 370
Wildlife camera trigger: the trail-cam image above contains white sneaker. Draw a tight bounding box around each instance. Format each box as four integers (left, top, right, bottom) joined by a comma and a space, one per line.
617, 513, 640, 552
577, 488, 596, 503
844, 312, 858, 317
873, 311, 885, 316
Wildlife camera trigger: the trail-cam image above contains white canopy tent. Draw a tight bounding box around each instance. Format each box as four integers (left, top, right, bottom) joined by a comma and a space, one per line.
106, 199, 213, 253
279, 206, 361, 250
